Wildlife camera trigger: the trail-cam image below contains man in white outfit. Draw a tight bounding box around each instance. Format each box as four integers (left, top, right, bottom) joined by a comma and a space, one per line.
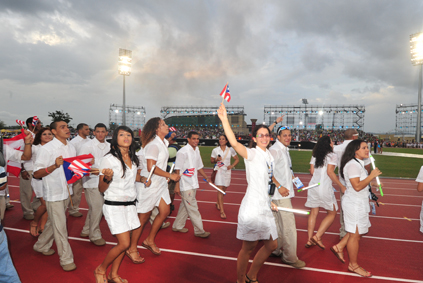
269, 126, 305, 269
68, 123, 90, 217
172, 131, 211, 238
79, 123, 110, 246
330, 129, 370, 239
33, 120, 77, 271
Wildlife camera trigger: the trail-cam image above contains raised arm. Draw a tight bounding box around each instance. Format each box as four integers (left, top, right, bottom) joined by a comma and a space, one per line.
268, 116, 284, 132
217, 103, 248, 159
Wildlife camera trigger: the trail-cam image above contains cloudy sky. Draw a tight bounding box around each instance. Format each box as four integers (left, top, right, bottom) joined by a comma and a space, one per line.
1, 0, 422, 133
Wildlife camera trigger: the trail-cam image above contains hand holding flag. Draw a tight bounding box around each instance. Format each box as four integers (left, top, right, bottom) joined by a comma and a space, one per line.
219, 83, 231, 103
62, 154, 94, 184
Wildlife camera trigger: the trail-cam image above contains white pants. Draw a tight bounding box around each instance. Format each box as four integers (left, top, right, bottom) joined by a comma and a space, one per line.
81, 187, 104, 241
172, 189, 205, 235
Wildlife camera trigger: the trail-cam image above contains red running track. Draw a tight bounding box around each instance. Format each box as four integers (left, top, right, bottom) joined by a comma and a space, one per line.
3, 170, 423, 283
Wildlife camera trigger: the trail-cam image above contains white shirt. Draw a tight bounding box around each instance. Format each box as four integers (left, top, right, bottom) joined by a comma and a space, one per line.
415, 166, 423, 183
334, 140, 370, 186
99, 154, 137, 202
141, 136, 169, 189
70, 135, 90, 155
79, 138, 111, 188
211, 146, 237, 170
175, 145, 204, 191
269, 140, 294, 200
343, 158, 370, 200
34, 137, 76, 202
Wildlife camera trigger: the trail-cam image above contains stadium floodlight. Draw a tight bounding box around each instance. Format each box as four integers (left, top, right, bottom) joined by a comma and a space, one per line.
302, 99, 308, 104
410, 33, 423, 142
118, 48, 132, 126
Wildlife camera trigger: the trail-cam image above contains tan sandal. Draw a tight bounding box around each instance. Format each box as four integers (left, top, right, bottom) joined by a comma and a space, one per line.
142, 241, 161, 255
94, 265, 107, 283
125, 249, 145, 264
348, 265, 372, 277
305, 239, 316, 248
310, 235, 325, 249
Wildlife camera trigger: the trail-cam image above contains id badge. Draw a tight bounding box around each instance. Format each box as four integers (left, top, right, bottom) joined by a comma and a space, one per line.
292, 177, 304, 189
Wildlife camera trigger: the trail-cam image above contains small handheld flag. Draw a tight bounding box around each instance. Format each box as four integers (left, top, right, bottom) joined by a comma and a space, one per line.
169, 127, 176, 132
32, 116, 39, 127
182, 168, 195, 177
297, 183, 320, 193
63, 154, 94, 184
369, 155, 383, 197
219, 83, 231, 102
216, 161, 224, 168
16, 120, 25, 128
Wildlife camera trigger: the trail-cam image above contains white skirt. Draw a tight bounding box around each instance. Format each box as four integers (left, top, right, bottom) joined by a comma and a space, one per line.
341, 195, 371, 235
103, 202, 140, 235
215, 168, 231, 187
136, 183, 171, 213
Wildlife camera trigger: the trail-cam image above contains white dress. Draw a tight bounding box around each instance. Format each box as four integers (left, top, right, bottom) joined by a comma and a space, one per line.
341, 159, 371, 234
237, 148, 278, 241
136, 136, 171, 213
100, 154, 140, 235
30, 145, 44, 198
211, 146, 237, 187
305, 153, 338, 211
414, 166, 423, 233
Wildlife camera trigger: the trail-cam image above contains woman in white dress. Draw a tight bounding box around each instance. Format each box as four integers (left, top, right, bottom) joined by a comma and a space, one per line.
210, 135, 239, 219
95, 126, 147, 283
128, 118, 180, 258
330, 139, 381, 278
29, 127, 53, 236
217, 103, 278, 283
305, 136, 339, 249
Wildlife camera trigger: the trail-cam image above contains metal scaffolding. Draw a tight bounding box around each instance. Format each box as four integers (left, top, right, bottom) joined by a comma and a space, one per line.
160, 105, 245, 118
395, 104, 423, 135
109, 104, 146, 130
264, 105, 365, 130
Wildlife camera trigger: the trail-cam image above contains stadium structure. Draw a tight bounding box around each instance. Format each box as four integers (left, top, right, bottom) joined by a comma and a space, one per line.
395, 103, 423, 136
109, 104, 146, 131
160, 106, 248, 134
264, 105, 365, 130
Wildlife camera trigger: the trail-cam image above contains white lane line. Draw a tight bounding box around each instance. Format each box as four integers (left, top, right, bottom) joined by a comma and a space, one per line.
164, 216, 423, 244
4, 227, 422, 283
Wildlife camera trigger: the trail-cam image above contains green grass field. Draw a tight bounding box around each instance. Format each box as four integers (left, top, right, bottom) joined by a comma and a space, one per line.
382, 147, 423, 155
198, 146, 423, 179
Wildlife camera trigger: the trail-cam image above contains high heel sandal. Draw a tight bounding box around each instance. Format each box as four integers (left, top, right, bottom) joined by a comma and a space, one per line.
125, 249, 145, 264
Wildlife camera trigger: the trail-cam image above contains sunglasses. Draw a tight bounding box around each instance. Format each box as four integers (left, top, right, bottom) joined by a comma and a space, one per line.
277, 126, 290, 134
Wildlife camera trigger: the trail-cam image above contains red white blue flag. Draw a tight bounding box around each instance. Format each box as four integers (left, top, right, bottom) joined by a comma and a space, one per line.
16, 120, 25, 127
183, 168, 195, 177
216, 162, 224, 168
169, 127, 176, 132
32, 116, 39, 126
3, 132, 26, 177
219, 83, 231, 102
63, 154, 94, 184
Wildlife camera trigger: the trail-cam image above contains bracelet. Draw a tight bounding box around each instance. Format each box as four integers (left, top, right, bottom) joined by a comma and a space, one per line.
103, 177, 112, 184
277, 185, 282, 189
45, 167, 51, 174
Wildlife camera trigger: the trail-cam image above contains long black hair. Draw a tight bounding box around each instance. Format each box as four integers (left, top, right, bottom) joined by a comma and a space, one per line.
141, 117, 161, 148
108, 126, 139, 177
312, 136, 333, 168
248, 125, 271, 149
340, 139, 364, 179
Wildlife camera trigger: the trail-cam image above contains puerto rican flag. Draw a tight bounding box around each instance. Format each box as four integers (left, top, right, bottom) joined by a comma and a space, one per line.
216, 161, 225, 168
3, 131, 26, 177
169, 127, 176, 132
182, 168, 195, 177
219, 83, 231, 102
32, 116, 39, 126
63, 154, 94, 184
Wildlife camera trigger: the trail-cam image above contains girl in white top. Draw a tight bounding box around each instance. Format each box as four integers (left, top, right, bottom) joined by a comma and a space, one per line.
129, 118, 180, 258
29, 128, 53, 237
218, 103, 278, 283
210, 135, 239, 219
330, 139, 381, 278
305, 136, 339, 249
95, 126, 148, 283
